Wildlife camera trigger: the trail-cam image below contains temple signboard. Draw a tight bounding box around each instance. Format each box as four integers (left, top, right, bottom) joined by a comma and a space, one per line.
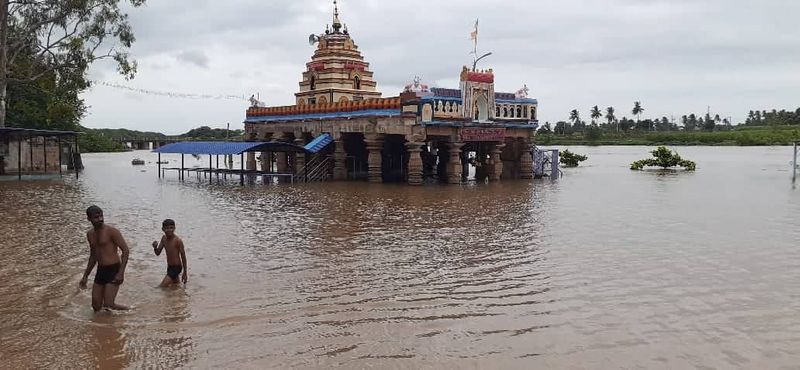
460, 127, 506, 142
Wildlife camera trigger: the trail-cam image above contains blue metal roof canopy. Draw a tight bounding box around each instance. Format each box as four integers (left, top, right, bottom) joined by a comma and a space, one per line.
303, 133, 333, 153
152, 141, 307, 155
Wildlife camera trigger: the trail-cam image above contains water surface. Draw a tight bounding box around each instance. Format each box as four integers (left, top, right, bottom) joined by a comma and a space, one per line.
1, 146, 798, 368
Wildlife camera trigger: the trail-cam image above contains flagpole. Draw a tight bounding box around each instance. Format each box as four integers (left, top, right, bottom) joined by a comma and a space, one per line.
471, 19, 478, 70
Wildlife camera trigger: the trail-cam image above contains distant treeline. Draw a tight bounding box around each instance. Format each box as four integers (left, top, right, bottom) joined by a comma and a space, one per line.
181, 126, 244, 140
537, 125, 800, 146
743, 109, 800, 126
78, 126, 245, 152
88, 126, 244, 140
536, 103, 800, 145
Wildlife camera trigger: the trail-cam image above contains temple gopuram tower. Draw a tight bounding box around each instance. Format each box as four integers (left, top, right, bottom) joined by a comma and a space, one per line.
296, 1, 381, 105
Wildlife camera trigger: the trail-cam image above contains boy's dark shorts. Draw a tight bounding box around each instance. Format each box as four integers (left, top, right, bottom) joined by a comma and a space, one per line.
94, 263, 121, 285
167, 265, 183, 282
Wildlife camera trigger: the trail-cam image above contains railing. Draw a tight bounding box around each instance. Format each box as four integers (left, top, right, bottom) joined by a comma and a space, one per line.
294, 155, 332, 182
114, 136, 185, 142
532, 146, 562, 179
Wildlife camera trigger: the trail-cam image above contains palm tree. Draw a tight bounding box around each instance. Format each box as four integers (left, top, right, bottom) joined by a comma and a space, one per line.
605, 106, 616, 132
632, 101, 644, 125
590, 105, 601, 126
569, 109, 580, 126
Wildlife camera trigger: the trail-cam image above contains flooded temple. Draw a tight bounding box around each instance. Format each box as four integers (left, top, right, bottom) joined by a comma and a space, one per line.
243, 2, 538, 185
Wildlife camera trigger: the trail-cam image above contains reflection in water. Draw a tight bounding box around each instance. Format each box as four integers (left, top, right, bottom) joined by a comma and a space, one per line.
1, 147, 800, 368
87, 315, 129, 369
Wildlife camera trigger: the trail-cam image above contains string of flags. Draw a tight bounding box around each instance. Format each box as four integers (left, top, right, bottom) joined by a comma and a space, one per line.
94, 81, 249, 101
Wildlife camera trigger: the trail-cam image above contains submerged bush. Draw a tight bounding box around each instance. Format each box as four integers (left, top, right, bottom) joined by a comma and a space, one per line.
560, 149, 588, 167
630, 146, 696, 171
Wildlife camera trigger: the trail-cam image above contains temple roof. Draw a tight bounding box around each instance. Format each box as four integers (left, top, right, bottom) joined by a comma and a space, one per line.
428, 88, 537, 104
245, 108, 402, 124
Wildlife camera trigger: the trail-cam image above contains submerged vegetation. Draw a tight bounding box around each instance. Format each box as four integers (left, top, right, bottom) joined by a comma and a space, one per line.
559, 149, 588, 167
630, 146, 696, 171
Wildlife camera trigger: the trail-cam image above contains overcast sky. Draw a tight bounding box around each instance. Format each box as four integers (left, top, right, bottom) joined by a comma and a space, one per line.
81, 0, 800, 134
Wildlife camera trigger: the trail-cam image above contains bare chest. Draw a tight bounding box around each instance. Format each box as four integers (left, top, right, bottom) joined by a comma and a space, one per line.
89, 230, 116, 251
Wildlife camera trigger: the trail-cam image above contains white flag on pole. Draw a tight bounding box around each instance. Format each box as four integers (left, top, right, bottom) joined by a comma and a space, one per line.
470, 19, 478, 41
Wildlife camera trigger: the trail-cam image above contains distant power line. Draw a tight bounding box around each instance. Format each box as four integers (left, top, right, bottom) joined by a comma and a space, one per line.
93, 81, 249, 101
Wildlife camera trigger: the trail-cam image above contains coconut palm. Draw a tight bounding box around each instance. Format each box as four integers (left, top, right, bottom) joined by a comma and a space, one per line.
632, 101, 644, 124
569, 109, 580, 126
605, 106, 617, 132
590, 105, 601, 126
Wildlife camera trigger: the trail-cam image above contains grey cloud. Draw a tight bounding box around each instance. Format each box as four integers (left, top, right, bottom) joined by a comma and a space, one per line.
82, 0, 800, 133
176, 50, 210, 68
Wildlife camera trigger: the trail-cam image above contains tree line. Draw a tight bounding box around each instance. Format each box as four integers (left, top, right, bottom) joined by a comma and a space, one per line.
536, 101, 752, 137
744, 109, 800, 126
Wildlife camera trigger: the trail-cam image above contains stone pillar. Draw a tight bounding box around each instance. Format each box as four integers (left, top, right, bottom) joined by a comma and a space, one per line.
274, 133, 289, 174
447, 142, 464, 184
275, 152, 287, 173
405, 141, 424, 185
246, 152, 257, 170
259, 133, 273, 173
294, 134, 306, 173
520, 140, 534, 180
246, 151, 257, 184
436, 144, 448, 180
365, 134, 384, 183
461, 150, 470, 181
488, 143, 505, 181
260, 150, 272, 172
333, 139, 347, 180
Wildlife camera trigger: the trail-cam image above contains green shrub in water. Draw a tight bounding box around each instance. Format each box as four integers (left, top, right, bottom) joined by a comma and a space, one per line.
630, 146, 696, 171
560, 149, 588, 167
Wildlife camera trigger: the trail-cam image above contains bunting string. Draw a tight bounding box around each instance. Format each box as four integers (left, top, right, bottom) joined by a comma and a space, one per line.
94, 81, 249, 101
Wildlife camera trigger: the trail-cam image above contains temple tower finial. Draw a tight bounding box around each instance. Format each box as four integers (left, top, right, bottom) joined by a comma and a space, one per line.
332, 0, 342, 33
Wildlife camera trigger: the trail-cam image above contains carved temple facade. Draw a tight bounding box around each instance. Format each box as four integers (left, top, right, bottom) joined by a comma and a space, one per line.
243, 3, 538, 185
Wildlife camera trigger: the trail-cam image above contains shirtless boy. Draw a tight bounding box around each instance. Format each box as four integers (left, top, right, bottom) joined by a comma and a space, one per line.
152, 219, 187, 286
79, 205, 130, 312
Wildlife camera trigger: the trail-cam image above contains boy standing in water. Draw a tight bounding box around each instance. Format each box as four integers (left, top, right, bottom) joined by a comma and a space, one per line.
79, 205, 130, 312
152, 219, 188, 286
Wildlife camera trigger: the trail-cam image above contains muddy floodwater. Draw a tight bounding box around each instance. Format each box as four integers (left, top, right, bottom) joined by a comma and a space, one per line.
1, 146, 799, 368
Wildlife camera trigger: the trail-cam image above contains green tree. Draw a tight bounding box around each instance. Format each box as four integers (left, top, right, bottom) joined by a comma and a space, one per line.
6, 41, 86, 130
569, 109, 581, 130
585, 124, 602, 140
78, 129, 126, 152
630, 146, 695, 171
0, 0, 146, 128
554, 121, 569, 135
605, 106, 616, 132
687, 113, 698, 131
537, 122, 552, 135
182, 126, 244, 140
632, 101, 644, 125
560, 149, 588, 167
704, 113, 714, 131
590, 105, 601, 126
658, 116, 670, 131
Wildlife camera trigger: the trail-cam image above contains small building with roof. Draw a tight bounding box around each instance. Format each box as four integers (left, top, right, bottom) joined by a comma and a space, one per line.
0, 127, 81, 180
243, 1, 538, 185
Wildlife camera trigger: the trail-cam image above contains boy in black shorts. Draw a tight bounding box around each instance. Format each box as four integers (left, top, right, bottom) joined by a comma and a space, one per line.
152, 219, 188, 286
